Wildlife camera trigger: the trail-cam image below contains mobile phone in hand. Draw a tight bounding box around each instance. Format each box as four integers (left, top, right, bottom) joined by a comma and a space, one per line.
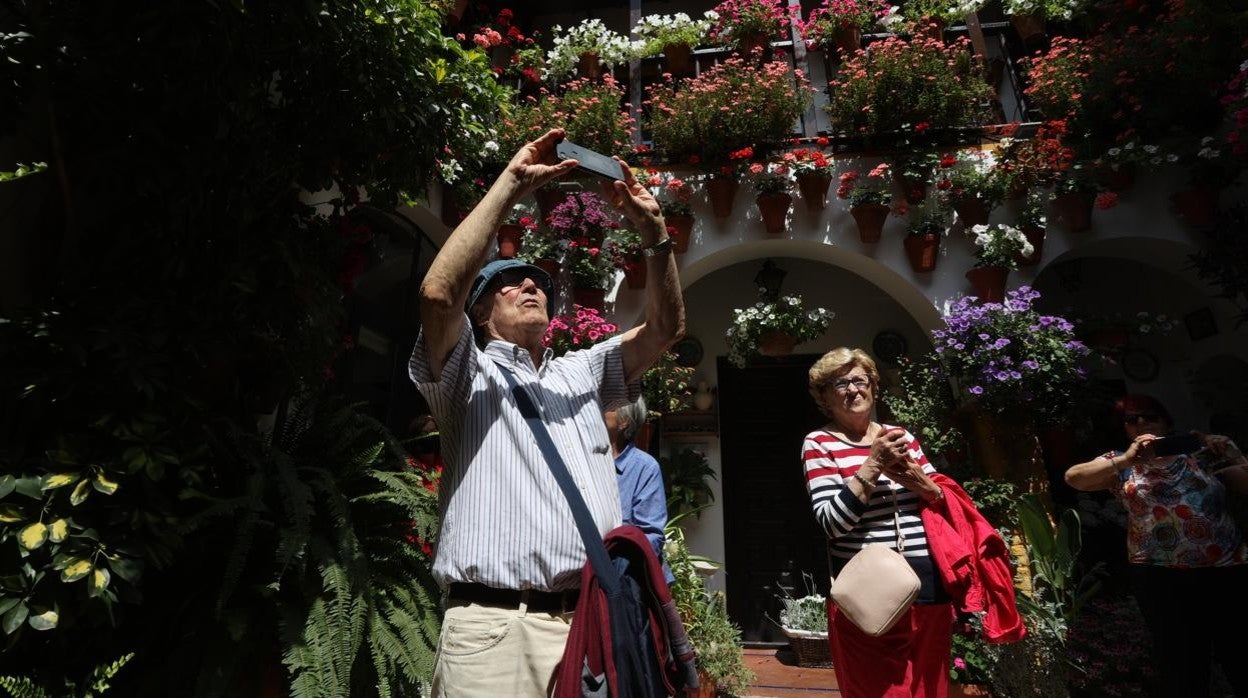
1151, 433, 1202, 457
555, 140, 623, 181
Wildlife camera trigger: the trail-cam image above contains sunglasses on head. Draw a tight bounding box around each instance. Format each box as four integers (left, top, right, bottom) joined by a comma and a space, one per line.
1122, 412, 1161, 424
494, 269, 551, 294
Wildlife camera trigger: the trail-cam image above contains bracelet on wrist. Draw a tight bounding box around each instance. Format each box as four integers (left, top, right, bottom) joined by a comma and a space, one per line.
852, 472, 875, 491
639, 236, 673, 257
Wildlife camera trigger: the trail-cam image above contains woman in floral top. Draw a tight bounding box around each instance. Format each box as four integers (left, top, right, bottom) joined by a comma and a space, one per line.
1065, 394, 1248, 698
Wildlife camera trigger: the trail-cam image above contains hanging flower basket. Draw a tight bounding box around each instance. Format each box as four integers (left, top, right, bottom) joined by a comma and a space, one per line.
666, 214, 694, 253
756, 193, 792, 235
663, 42, 693, 76
965, 265, 1009, 303
706, 177, 739, 218
903, 233, 941, 273
572, 286, 606, 312
1170, 187, 1218, 228
850, 203, 890, 243
1014, 225, 1045, 267
757, 330, 799, 356
796, 173, 833, 213
952, 198, 991, 228
1051, 192, 1094, 232
496, 224, 524, 259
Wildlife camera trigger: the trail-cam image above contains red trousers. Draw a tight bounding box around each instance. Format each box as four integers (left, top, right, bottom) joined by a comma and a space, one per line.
827, 601, 954, 698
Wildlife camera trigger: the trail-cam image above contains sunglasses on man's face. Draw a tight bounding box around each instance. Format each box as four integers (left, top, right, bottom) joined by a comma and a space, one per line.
494, 269, 552, 295
1122, 412, 1161, 424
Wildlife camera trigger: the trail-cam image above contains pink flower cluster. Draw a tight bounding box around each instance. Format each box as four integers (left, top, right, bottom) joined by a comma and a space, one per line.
708, 0, 791, 44
542, 305, 620, 356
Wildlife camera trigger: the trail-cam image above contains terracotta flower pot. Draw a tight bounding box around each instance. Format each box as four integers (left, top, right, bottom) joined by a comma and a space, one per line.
850, 203, 890, 243
1170, 186, 1219, 228
829, 24, 862, 56
666, 214, 694, 253
903, 233, 941, 273
622, 260, 647, 290
577, 51, 602, 80
796, 173, 833, 213
496, 224, 524, 259
571, 286, 606, 312
1014, 225, 1044, 267
1102, 163, 1136, 193
663, 42, 693, 76
952, 198, 991, 228
1010, 13, 1047, 50
706, 177, 739, 218
758, 330, 798, 357
965, 265, 1009, 303
1051, 192, 1094, 232
756, 193, 792, 235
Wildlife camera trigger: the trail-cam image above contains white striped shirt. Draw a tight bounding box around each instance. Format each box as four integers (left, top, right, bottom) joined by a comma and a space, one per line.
409, 318, 634, 592
802, 426, 936, 570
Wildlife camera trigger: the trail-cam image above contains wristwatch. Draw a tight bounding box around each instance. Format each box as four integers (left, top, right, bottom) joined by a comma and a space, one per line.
640, 236, 673, 256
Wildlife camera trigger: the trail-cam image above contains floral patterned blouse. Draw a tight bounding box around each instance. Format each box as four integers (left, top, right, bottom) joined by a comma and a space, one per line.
1111, 449, 1247, 568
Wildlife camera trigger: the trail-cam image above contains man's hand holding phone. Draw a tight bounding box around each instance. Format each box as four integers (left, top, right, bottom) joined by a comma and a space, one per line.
554, 140, 625, 181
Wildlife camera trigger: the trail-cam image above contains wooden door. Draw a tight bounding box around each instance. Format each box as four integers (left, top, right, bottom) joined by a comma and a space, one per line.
717, 354, 831, 643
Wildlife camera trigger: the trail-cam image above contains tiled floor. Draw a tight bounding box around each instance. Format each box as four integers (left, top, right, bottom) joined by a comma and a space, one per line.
740, 646, 840, 697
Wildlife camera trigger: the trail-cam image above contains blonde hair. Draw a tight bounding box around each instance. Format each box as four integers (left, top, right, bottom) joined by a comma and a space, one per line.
808, 347, 880, 418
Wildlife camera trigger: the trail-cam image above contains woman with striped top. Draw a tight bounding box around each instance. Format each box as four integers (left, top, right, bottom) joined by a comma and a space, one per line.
803, 347, 953, 698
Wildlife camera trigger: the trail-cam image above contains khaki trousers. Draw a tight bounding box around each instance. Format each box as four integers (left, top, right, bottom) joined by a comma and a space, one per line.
431, 601, 573, 697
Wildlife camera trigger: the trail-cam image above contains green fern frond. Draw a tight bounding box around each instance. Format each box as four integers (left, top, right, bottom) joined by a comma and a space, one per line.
0, 676, 49, 698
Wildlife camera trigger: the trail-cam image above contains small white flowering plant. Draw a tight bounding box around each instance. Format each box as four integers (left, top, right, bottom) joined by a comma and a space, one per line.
632, 12, 714, 58
725, 290, 834, 368
545, 19, 632, 81
1096, 140, 1171, 172
969, 223, 1033, 270
775, 571, 828, 634
1002, 0, 1091, 21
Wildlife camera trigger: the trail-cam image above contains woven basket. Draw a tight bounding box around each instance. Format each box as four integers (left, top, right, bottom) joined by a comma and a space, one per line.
782, 627, 833, 668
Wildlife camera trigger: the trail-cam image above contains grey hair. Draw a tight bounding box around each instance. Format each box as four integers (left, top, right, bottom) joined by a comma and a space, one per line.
615, 396, 648, 445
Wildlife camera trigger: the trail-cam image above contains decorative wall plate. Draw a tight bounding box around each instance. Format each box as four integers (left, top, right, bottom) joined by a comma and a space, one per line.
872, 330, 908, 367
1121, 348, 1159, 382
671, 336, 704, 368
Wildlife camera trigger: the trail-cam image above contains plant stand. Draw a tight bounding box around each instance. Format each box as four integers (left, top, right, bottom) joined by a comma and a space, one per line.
1170, 186, 1218, 228
757, 330, 798, 357
850, 203, 890, 243
781, 627, 833, 668
666, 214, 694, 253
756, 193, 792, 235
903, 233, 941, 273
706, 177, 739, 218
1051, 192, 1094, 232
796, 173, 832, 213
496, 224, 524, 259
964, 265, 1009, 303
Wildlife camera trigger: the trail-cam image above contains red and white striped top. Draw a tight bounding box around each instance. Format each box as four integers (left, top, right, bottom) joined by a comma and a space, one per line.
802, 425, 936, 565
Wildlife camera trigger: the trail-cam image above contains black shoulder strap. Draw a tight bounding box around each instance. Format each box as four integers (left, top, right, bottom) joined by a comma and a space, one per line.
497, 365, 618, 595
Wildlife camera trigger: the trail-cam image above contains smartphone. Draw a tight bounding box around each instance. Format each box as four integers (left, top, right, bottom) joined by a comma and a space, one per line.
1151, 433, 1203, 457
555, 140, 623, 181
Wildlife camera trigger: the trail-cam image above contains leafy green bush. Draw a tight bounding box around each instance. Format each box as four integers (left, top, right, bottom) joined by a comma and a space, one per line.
660, 448, 717, 515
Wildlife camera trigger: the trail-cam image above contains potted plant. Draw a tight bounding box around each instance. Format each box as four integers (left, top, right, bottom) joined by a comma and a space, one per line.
1012, 190, 1046, 267
1051, 161, 1116, 233
837, 162, 895, 243
547, 190, 619, 247
506, 40, 547, 90
645, 56, 810, 177
1002, 0, 1092, 46
541, 305, 620, 356
725, 290, 834, 367
749, 161, 794, 235
898, 0, 973, 41
497, 203, 538, 259
544, 18, 632, 81
965, 223, 1033, 303
936, 150, 1003, 228
1172, 137, 1241, 228
516, 228, 563, 279
826, 36, 993, 142
565, 243, 612, 311
647, 172, 696, 251
992, 121, 1073, 197
776, 577, 832, 668
1020, 36, 1091, 124
889, 149, 942, 205
1092, 139, 1171, 193
903, 203, 947, 273
782, 143, 837, 212
660, 448, 718, 515
499, 76, 634, 167
706, 0, 791, 58
632, 12, 714, 75
605, 227, 646, 290
641, 352, 696, 421
798, 0, 893, 57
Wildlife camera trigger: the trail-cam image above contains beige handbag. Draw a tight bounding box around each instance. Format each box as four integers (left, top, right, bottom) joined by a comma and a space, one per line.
829, 487, 920, 637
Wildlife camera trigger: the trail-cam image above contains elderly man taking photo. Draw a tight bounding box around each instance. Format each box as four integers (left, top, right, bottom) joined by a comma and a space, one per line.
408, 127, 685, 697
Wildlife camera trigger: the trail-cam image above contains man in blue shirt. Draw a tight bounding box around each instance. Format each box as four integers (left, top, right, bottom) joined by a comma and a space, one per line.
604, 397, 674, 584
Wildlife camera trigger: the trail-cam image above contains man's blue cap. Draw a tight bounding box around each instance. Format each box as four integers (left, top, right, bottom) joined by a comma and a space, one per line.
465, 258, 555, 313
